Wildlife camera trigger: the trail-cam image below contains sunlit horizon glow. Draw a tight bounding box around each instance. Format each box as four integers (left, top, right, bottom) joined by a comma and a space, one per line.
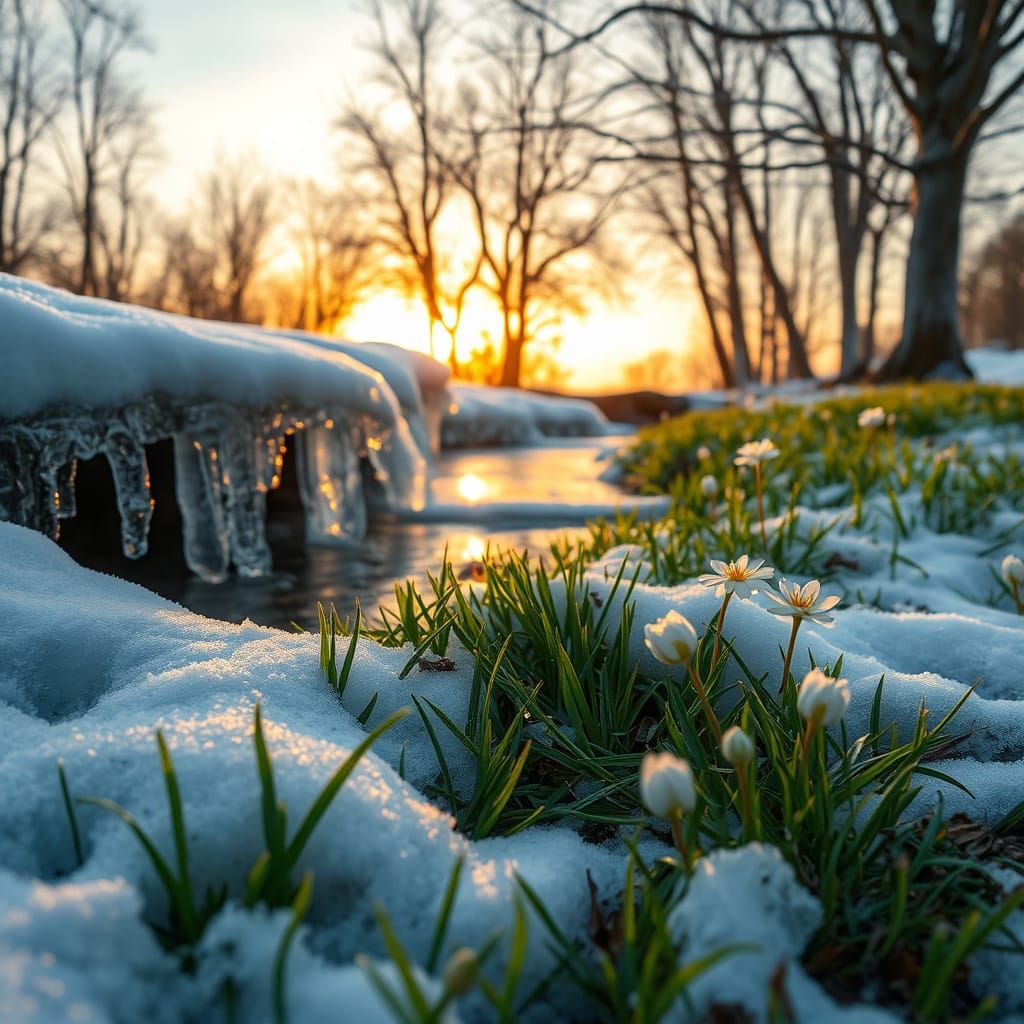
341, 287, 704, 391
123, 0, 712, 393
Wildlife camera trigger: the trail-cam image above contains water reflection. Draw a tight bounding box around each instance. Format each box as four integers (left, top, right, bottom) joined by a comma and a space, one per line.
61, 441, 634, 631
456, 472, 490, 503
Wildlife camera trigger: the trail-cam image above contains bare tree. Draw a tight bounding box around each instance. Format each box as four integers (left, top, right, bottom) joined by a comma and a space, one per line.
150, 217, 219, 319
198, 156, 275, 323
338, 0, 480, 368
282, 179, 373, 332
94, 108, 158, 300
963, 212, 1024, 349
0, 0, 60, 275
519, 0, 1024, 379
863, 1, 1024, 377
759, 0, 912, 377
56, 0, 150, 297
453, 1, 631, 388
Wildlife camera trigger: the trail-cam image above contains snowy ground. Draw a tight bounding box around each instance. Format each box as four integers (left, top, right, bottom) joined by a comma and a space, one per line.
2, 406, 1023, 1021
2, 277, 1023, 1021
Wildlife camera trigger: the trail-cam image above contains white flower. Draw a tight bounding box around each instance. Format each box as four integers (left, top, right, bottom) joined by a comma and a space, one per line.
734, 439, 780, 467
442, 948, 479, 994
721, 726, 754, 768
644, 610, 698, 665
698, 554, 774, 599
797, 668, 850, 726
640, 751, 697, 818
765, 578, 841, 625
857, 406, 885, 429
697, 445, 712, 461
1001, 554, 1024, 587
700, 474, 719, 497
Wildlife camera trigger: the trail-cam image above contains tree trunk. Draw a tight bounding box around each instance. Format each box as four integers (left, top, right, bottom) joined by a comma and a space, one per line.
862, 224, 884, 370
879, 150, 971, 379
500, 329, 522, 388
836, 228, 861, 379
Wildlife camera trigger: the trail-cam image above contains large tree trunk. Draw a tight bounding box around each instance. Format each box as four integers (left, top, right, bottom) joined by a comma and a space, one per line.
836, 227, 861, 379
879, 149, 972, 380
500, 329, 523, 388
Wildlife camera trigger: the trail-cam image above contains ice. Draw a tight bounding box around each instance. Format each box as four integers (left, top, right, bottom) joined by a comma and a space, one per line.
104, 417, 155, 559
0, 276, 436, 582
295, 422, 367, 544
172, 433, 231, 583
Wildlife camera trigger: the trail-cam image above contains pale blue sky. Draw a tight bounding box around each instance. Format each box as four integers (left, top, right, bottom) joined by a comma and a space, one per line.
132, 1, 369, 204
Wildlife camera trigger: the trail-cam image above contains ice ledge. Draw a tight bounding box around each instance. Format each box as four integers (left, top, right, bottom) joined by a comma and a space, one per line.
0, 276, 438, 580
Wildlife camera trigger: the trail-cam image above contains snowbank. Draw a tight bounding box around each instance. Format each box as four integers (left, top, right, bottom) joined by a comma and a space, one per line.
0, 523, 630, 1024
4, 433, 1024, 1022
0, 275, 441, 582
441, 383, 629, 448
966, 346, 1024, 386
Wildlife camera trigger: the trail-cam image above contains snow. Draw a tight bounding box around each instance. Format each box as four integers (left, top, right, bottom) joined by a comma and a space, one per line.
967, 346, 1024, 386
1, 279, 1022, 1022
667, 844, 900, 1024
0, 523, 629, 1023
0, 275, 441, 582
2, 408, 1023, 1021
441, 383, 630, 448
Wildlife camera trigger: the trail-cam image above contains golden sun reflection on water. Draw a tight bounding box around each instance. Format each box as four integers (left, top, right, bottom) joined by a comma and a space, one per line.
456, 473, 490, 504
461, 534, 487, 563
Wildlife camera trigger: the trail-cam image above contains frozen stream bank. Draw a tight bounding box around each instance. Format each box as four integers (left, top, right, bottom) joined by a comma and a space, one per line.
59, 438, 668, 629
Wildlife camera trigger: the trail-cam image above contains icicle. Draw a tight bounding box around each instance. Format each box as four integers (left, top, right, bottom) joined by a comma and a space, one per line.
366, 420, 428, 514
55, 460, 77, 519
295, 421, 367, 544
220, 411, 272, 577
104, 425, 154, 559
172, 434, 230, 583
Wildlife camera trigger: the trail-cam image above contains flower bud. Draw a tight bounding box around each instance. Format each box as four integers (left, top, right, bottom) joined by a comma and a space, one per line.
696, 445, 711, 461
643, 609, 698, 666
700, 474, 718, 497
720, 726, 754, 768
640, 751, 696, 818
857, 406, 885, 429
1001, 554, 1024, 587
442, 947, 479, 995
796, 668, 850, 726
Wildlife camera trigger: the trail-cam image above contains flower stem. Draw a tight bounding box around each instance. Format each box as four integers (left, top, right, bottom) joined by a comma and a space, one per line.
1012, 581, 1024, 615
669, 808, 693, 869
801, 720, 818, 761
779, 616, 803, 695
736, 768, 758, 841
687, 662, 723, 743
755, 463, 767, 550
711, 591, 733, 668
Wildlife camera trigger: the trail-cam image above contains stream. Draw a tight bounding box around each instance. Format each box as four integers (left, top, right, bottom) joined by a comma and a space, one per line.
59, 437, 666, 631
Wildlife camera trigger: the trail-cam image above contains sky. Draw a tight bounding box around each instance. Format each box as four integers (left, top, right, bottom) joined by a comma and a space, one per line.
128, 0, 699, 392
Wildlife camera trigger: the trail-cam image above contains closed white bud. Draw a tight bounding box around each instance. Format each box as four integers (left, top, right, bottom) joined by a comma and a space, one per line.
1001, 554, 1024, 587
644, 609, 699, 666
697, 445, 712, 461
721, 726, 754, 768
857, 406, 886, 429
442, 947, 479, 995
640, 751, 697, 818
700, 474, 719, 497
796, 668, 850, 726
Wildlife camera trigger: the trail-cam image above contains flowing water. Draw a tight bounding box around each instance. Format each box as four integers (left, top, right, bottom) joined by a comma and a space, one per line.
60, 438, 663, 630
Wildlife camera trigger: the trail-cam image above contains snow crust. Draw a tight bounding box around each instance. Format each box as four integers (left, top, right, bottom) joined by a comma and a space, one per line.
0, 524, 628, 1023
3, 410, 1023, 1021
0, 275, 441, 582
441, 383, 629, 448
